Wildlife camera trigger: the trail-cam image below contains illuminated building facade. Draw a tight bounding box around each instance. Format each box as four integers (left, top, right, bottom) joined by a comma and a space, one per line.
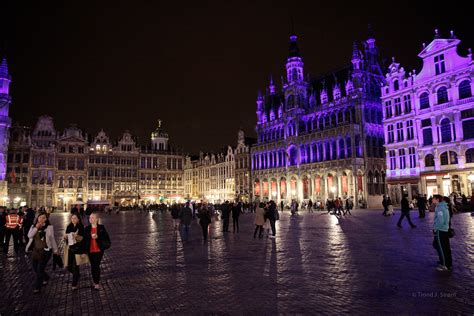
251, 32, 386, 208
184, 146, 235, 203
0, 57, 12, 204
382, 30, 474, 203
6, 118, 184, 208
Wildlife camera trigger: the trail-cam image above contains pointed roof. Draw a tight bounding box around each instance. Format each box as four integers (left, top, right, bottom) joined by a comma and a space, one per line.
367, 24, 375, 40
288, 34, 301, 58
351, 41, 360, 60
0, 57, 9, 78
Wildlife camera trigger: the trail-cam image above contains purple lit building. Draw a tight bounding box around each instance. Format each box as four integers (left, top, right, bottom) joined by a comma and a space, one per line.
382, 30, 474, 203
251, 31, 386, 208
0, 57, 12, 204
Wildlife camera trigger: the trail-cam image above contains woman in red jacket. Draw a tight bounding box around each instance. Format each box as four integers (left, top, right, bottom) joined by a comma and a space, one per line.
82, 213, 111, 290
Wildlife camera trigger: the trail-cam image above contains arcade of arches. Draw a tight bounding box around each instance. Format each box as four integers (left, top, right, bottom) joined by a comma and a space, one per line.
253, 170, 386, 207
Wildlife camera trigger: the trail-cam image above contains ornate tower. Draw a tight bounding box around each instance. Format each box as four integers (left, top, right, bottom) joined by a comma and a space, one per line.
284, 34, 307, 111
0, 57, 11, 203
151, 119, 169, 151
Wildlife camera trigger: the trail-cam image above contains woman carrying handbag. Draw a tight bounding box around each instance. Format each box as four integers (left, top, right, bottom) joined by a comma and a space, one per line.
83, 213, 111, 290
26, 211, 58, 294
63, 213, 85, 290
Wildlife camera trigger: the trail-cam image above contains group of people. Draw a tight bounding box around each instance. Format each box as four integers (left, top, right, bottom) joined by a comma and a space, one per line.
383, 193, 455, 272
1, 205, 111, 293
0, 206, 36, 255
325, 197, 354, 216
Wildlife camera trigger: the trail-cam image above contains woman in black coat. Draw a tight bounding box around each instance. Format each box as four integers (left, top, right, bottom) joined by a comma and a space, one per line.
63, 213, 84, 290
82, 213, 111, 290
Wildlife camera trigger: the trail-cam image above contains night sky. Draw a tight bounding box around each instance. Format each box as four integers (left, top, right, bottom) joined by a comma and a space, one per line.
1, 1, 472, 154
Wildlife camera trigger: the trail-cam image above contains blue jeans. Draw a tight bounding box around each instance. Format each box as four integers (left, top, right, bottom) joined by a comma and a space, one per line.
180, 224, 190, 241
32, 250, 52, 290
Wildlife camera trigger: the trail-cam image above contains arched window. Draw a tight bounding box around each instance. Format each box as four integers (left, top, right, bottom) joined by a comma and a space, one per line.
440, 118, 452, 143
425, 154, 435, 167
289, 147, 298, 166
393, 80, 399, 91
339, 138, 345, 159
338, 111, 343, 124
459, 80, 472, 99
78, 177, 83, 188
367, 171, 374, 195
420, 92, 430, 109
332, 140, 337, 160
331, 113, 336, 126
59, 177, 64, 188
374, 171, 380, 195
466, 148, 474, 163
437, 87, 448, 104
68, 177, 74, 188
440, 151, 458, 165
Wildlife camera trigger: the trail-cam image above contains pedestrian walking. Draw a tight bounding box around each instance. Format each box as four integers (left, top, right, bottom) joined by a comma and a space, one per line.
418, 194, 427, 218
431, 195, 452, 272
221, 201, 231, 232
83, 213, 111, 290
266, 201, 278, 238
345, 197, 353, 215
386, 197, 394, 215
179, 203, 193, 242
26, 211, 58, 293
232, 202, 241, 233
254, 202, 265, 239
397, 194, 416, 228
3, 208, 22, 255
63, 214, 84, 290
197, 204, 212, 242
382, 195, 388, 216
308, 199, 313, 213
171, 204, 180, 230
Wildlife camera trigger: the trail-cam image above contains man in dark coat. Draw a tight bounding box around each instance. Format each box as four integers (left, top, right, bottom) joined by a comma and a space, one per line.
266, 201, 278, 238
397, 194, 416, 228
179, 203, 193, 242
418, 194, 427, 218
222, 201, 231, 232
232, 203, 241, 233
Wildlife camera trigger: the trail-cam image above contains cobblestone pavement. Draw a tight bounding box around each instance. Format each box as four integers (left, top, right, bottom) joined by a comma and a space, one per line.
1, 208, 473, 315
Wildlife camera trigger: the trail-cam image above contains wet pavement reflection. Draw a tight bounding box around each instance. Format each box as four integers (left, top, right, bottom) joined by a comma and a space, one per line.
0, 209, 473, 314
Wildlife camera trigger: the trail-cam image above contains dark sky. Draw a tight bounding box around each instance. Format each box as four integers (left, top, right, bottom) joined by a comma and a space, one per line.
1, 1, 472, 154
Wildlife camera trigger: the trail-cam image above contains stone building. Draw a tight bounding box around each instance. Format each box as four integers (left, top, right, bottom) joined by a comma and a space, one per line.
234, 130, 255, 202
55, 125, 88, 210
250, 31, 386, 208
139, 121, 184, 204
6, 117, 185, 209
0, 57, 12, 203
184, 146, 235, 203
87, 130, 114, 205
6, 125, 30, 208
382, 30, 474, 203
29, 116, 56, 209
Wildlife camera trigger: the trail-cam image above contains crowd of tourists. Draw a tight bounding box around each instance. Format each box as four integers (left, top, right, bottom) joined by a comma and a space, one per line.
1, 190, 465, 294
1, 205, 111, 293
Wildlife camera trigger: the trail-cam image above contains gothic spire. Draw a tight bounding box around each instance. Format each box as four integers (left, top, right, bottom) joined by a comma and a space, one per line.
288, 34, 301, 58
0, 57, 9, 78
